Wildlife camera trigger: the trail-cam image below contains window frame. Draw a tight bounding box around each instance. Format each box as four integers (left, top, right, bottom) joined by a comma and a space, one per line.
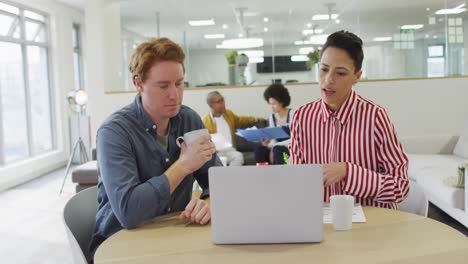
72, 23, 84, 91
0, 0, 56, 165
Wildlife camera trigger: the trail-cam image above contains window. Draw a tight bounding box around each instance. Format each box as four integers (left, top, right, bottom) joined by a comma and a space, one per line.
448, 17, 463, 44
427, 45, 445, 77
0, 1, 54, 165
393, 30, 415, 50
72, 23, 83, 91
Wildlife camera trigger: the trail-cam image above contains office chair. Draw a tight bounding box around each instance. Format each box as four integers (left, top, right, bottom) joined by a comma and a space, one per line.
399, 180, 428, 217
63, 186, 98, 264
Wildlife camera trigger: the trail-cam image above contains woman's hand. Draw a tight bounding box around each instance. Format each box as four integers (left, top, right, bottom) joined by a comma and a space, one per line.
260, 139, 271, 147
322, 162, 347, 187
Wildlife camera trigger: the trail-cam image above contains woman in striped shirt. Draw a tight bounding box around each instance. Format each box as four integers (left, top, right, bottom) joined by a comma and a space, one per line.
288, 31, 409, 209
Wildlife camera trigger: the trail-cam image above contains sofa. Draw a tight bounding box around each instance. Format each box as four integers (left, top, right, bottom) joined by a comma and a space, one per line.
71, 149, 98, 192
402, 133, 468, 228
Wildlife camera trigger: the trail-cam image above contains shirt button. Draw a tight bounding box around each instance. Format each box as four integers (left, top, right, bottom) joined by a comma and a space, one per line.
167, 207, 171, 212
165, 158, 169, 162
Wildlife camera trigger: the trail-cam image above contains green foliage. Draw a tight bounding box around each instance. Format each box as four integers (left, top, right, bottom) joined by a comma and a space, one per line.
306, 50, 320, 70
283, 152, 290, 164
224, 50, 238, 65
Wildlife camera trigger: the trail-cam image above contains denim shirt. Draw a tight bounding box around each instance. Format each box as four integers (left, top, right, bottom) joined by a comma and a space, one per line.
89, 94, 221, 259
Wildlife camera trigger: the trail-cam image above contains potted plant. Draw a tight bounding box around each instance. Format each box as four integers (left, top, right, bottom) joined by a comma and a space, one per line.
225, 50, 238, 65
225, 50, 238, 85
306, 50, 320, 70
306, 50, 320, 81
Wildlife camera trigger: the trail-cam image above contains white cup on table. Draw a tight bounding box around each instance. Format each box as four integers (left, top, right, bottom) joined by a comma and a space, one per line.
176, 128, 209, 148
330, 195, 354, 231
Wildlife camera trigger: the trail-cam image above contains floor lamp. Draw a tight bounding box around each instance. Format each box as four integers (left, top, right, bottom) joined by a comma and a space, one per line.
59, 90, 89, 194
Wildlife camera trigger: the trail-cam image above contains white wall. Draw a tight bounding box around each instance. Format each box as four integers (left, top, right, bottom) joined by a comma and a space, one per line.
0, 0, 84, 191
84, 0, 124, 149
90, 77, 468, 149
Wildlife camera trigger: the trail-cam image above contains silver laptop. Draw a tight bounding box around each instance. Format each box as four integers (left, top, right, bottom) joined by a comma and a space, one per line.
209, 164, 323, 244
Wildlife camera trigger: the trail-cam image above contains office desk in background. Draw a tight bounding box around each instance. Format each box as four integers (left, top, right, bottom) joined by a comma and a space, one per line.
95, 207, 468, 264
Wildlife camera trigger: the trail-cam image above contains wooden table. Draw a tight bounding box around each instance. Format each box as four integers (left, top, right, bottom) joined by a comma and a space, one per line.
95, 207, 468, 264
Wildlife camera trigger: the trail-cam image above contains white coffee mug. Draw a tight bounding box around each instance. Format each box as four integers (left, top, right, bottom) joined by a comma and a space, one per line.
330, 195, 354, 231
176, 128, 209, 148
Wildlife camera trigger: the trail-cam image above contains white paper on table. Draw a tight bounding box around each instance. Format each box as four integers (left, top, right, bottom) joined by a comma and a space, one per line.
322, 204, 367, 224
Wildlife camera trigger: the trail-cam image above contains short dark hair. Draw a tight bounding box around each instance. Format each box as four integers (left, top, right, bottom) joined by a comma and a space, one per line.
320, 30, 364, 72
263, 83, 291, 107
206, 90, 222, 105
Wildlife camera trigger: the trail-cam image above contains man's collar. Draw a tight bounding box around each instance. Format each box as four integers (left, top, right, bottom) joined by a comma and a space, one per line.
134, 94, 180, 134
209, 111, 224, 120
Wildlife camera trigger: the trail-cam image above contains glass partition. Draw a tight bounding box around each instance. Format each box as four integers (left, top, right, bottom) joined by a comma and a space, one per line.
115, 0, 467, 91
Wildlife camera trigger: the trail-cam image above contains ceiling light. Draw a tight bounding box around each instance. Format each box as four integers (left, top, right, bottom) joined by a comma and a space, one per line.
312, 14, 339, 20
263, 17, 269, 22
299, 47, 315, 54
241, 50, 264, 57
426, 7, 430, 11
264, 27, 269, 32
294, 40, 313, 45
249, 57, 264, 63
216, 38, 264, 49
373, 37, 392, 42
335, 19, 340, 24
309, 34, 329, 44
302, 29, 324, 35
238, 33, 243, 38
222, 24, 228, 29
291, 55, 308, 62
204, 34, 225, 39
307, 23, 312, 28
188, 19, 215, 26
243, 12, 259, 17
400, 24, 424, 30
435, 8, 466, 15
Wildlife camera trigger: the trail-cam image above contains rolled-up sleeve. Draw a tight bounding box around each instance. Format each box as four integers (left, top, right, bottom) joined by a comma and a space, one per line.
97, 125, 171, 229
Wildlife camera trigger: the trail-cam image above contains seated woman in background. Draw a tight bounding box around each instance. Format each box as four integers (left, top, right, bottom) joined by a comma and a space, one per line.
254, 83, 292, 165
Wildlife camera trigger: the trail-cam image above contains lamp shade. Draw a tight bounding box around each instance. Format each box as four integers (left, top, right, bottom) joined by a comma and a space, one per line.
67, 90, 88, 106
75, 90, 88, 105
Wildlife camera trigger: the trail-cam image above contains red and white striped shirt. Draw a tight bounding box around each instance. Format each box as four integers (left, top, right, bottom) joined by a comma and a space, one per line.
289, 90, 409, 209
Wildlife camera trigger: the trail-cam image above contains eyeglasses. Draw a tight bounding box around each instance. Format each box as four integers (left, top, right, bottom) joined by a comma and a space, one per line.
212, 98, 225, 104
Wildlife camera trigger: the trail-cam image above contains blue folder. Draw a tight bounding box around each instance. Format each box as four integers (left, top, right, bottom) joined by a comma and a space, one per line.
236, 126, 290, 142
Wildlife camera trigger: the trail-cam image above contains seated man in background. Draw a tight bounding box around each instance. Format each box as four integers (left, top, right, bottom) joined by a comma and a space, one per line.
90, 37, 221, 262
202, 91, 264, 166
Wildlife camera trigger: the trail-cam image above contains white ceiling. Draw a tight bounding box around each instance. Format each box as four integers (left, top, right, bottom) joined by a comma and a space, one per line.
58, 0, 467, 49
